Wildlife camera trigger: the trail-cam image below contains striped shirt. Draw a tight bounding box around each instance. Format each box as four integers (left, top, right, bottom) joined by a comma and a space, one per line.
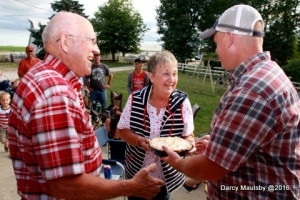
8, 54, 102, 200
205, 52, 300, 199
0, 106, 10, 129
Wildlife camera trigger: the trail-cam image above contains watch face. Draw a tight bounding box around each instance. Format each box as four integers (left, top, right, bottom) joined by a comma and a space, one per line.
149, 137, 193, 157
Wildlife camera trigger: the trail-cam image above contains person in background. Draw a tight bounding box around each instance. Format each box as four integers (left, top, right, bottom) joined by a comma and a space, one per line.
0, 71, 11, 92
117, 50, 196, 200
0, 71, 20, 98
85, 53, 113, 124
0, 92, 11, 152
18, 45, 40, 78
101, 105, 122, 139
161, 4, 300, 200
217, 73, 225, 90
8, 11, 164, 200
127, 58, 149, 93
5, 78, 20, 98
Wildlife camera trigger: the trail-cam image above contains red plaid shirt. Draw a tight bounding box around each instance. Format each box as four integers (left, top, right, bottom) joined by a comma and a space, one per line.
8, 54, 102, 200
205, 52, 300, 199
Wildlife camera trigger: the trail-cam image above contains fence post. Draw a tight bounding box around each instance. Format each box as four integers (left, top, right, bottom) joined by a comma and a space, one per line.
10, 54, 14, 62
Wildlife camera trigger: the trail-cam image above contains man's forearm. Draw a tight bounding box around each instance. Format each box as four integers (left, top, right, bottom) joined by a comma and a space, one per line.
47, 173, 135, 200
108, 74, 113, 85
170, 154, 229, 182
117, 128, 140, 146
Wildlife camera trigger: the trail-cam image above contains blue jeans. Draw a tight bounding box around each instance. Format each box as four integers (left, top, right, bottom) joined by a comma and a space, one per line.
127, 186, 170, 200
0, 80, 11, 91
90, 89, 108, 121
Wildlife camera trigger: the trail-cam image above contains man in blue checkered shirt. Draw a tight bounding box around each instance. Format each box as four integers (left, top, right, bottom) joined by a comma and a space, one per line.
162, 4, 300, 200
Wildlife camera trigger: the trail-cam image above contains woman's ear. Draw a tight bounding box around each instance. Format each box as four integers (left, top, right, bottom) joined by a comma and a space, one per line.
149, 71, 154, 84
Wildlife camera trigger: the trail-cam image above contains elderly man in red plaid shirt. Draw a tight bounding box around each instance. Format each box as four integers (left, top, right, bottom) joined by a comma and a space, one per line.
162, 4, 300, 200
8, 11, 164, 200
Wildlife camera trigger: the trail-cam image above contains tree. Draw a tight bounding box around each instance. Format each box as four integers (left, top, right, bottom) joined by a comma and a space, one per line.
156, 0, 203, 63
51, 0, 88, 18
91, 0, 148, 61
259, 0, 300, 65
29, 0, 88, 59
282, 59, 300, 82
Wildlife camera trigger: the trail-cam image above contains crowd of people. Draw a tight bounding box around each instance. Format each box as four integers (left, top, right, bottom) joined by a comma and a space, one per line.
1, 3, 299, 200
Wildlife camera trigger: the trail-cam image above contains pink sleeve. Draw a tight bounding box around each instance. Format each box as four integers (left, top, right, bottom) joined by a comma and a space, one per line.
182, 98, 194, 136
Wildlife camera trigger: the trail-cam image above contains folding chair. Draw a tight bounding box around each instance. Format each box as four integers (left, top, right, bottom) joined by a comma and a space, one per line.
110, 91, 123, 111
94, 127, 126, 180
92, 91, 123, 130
107, 139, 127, 166
192, 103, 201, 121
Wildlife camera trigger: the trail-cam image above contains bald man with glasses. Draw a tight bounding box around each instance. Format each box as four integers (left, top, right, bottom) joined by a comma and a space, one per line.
8, 11, 164, 200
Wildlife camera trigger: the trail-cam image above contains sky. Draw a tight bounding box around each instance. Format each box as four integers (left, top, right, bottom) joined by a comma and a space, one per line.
0, 0, 161, 47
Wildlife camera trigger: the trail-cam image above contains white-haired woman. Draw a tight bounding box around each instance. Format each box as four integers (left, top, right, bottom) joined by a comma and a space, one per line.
117, 50, 195, 200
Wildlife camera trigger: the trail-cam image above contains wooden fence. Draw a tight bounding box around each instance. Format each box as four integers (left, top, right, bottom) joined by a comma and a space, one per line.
0, 52, 26, 62
178, 58, 300, 92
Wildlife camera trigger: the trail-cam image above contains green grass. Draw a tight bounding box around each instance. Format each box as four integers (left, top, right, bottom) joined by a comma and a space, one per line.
0, 62, 18, 70
0, 61, 225, 137
0, 60, 127, 69
0, 46, 26, 52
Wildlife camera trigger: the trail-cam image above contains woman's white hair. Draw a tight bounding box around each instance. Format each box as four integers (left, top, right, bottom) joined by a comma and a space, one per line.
147, 50, 178, 73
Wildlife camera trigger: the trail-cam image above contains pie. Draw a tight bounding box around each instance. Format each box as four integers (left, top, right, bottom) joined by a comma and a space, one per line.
149, 137, 192, 157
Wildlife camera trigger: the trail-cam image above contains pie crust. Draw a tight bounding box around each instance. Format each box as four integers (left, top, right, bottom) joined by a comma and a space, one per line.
149, 137, 192, 152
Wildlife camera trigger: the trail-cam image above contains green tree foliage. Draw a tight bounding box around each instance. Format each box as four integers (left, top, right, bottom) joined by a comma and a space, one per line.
282, 35, 300, 82
29, 0, 88, 59
282, 59, 300, 82
259, 0, 299, 66
156, 0, 203, 63
91, 0, 148, 61
51, 0, 88, 18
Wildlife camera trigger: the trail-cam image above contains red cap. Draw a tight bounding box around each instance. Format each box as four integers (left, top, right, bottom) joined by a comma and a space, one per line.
26, 46, 34, 51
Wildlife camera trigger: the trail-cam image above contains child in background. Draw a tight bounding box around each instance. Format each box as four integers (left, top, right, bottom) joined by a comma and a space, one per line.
0, 92, 11, 152
102, 105, 122, 139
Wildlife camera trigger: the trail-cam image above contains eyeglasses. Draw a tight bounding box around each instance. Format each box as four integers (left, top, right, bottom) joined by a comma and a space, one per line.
56, 34, 97, 45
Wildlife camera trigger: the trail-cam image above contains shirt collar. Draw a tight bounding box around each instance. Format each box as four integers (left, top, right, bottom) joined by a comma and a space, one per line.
229, 51, 271, 83
43, 54, 83, 91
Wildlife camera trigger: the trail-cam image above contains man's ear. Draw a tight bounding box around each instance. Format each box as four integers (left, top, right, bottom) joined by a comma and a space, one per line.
226, 32, 235, 48
57, 33, 69, 53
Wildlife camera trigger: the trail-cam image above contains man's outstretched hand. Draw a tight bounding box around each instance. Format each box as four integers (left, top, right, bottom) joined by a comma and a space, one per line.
131, 163, 165, 199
